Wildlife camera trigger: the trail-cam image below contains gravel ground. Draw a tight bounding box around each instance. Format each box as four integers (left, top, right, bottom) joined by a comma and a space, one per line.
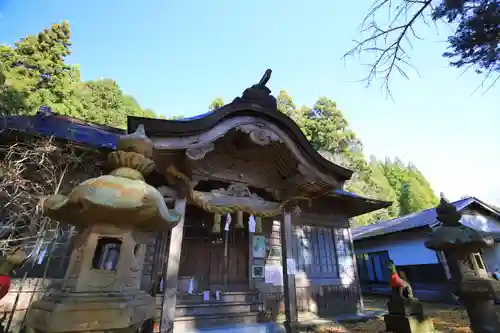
304, 296, 475, 333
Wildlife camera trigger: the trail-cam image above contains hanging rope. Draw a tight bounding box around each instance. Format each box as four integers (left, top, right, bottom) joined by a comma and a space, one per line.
165, 165, 311, 218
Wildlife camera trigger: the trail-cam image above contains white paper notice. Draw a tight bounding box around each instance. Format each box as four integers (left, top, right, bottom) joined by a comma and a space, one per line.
286, 258, 297, 275
188, 277, 194, 295
224, 213, 232, 231
248, 215, 256, 233
264, 265, 283, 286
203, 290, 210, 301
37, 247, 47, 265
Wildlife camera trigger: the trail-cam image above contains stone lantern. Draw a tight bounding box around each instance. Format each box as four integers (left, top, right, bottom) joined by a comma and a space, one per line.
425, 197, 500, 333
24, 125, 183, 333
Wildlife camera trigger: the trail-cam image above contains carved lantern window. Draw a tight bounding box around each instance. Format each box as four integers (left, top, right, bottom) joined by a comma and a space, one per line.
92, 237, 122, 271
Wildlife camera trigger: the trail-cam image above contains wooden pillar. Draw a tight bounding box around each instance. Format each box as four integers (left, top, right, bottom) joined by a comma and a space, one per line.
280, 210, 298, 333
160, 197, 187, 333
347, 228, 364, 313
141, 231, 169, 333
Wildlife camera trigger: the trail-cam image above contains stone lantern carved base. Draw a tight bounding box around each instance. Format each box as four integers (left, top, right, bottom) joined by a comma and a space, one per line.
384, 296, 435, 333
459, 281, 500, 333
24, 289, 155, 333
462, 297, 500, 333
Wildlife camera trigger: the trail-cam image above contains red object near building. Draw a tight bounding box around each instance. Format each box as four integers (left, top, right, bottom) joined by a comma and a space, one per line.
0, 275, 11, 300
389, 273, 404, 289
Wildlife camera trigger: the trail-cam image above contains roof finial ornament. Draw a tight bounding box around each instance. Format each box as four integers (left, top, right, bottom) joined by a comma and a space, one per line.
232, 69, 277, 109
258, 69, 272, 86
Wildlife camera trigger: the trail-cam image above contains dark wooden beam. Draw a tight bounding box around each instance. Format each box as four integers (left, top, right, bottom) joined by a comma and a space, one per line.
159, 197, 187, 333
280, 210, 299, 333
277, 173, 315, 202
347, 228, 364, 313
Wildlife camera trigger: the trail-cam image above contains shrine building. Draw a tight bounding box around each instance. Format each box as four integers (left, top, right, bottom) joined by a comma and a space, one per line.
1, 71, 391, 333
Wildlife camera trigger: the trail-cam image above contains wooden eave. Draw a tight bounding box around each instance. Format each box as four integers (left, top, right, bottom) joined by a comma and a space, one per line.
0, 108, 381, 217
127, 79, 354, 195
298, 190, 392, 218
127, 108, 353, 183
127, 102, 352, 184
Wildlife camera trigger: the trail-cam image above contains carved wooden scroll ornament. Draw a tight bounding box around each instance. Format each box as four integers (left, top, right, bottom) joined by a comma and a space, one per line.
236, 124, 282, 146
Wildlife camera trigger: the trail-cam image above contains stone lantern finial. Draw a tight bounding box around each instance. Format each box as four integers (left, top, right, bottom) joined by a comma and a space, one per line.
116, 124, 153, 158
436, 197, 462, 227
108, 124, 155, 178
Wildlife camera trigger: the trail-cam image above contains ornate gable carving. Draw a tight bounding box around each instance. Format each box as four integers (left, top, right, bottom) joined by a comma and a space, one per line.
235, 124, 282, 146
212, 183, 262, 200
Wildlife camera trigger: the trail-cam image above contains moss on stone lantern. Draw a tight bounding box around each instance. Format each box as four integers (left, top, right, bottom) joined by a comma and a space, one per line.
425, 197, 500, 333
24, 125, 183, 333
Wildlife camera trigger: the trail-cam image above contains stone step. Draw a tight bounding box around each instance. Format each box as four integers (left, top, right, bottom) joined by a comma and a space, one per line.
153, 292, 263, 333
176, 301, 262, 317
177, 291, 260, 304
183, 323, 279, 333
173, 312, 262, 333
155, 292, 260, 305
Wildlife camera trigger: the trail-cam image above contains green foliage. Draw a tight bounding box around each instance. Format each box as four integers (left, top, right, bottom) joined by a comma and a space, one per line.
208, 97, 224, 111
0, 22, 161, 128
276, 92, 438, 227
432, 0, 500, 74
276, 90, 296, 117
0, 22, 439, 227
380, 158, 439, 217
168, 115, 185, 120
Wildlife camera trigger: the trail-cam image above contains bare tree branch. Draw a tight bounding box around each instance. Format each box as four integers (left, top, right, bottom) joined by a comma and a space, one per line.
343, 0, 433, 97
0, 136, 103, 257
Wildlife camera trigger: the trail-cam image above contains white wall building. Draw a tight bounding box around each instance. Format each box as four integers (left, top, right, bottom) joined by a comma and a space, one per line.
352, 197, 500, 301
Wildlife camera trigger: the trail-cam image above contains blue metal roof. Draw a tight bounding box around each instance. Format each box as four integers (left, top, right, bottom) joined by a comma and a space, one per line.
334, 189, 361, 198
352, 197, 500, 241
1, 108, 124, 150
352, 197, 474, 241
176, 111, 213, 121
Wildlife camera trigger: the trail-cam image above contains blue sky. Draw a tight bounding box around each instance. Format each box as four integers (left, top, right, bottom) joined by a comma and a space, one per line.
1, 0, 498, 204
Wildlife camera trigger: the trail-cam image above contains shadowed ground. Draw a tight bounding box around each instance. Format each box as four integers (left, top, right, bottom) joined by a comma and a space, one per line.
307, 296, 477, 333
181, 295, 486, 332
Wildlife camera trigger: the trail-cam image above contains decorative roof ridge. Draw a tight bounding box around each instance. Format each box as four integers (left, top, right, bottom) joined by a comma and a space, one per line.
128, 70, 354, 182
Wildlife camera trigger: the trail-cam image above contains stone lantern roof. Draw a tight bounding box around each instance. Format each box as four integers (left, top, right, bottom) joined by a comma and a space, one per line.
425, 197, 495, 253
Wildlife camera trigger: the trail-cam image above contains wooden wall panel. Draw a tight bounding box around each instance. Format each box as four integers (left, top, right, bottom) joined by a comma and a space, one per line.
250, 215, 362, 316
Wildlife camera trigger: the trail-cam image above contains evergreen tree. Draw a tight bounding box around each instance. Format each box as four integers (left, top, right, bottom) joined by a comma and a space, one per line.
0, 22, 160, 128
208, 97, 224, 111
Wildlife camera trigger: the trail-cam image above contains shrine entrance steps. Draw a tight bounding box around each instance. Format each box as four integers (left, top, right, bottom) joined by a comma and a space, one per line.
155, 291, 263, 333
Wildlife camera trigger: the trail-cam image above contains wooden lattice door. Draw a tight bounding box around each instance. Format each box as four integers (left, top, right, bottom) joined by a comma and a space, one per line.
207, 227, 249, 289
178, 209, 249, 290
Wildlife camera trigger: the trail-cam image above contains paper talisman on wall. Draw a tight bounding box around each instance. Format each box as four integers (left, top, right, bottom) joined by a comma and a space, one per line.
252, 235, 266, 258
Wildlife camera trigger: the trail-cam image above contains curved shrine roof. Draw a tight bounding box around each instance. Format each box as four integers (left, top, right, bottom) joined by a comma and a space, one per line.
0, 70, 391, 218
128, 70, 353, 182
